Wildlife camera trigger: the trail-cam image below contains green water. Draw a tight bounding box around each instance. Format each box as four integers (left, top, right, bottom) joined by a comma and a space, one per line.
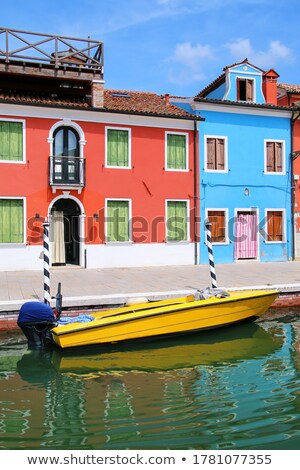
0, 318, 299, 450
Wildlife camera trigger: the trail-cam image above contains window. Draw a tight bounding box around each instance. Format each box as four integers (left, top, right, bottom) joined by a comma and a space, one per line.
106, 200, 131, 242
0, 120, 24, 162
0, 199, 24, 243
53, 127, 79, 157
237, 78, 253, 101
205, 137, 226, 171
266, 210, 284, 242
106, 128, 130, 168
166, 133, 188, 170
166, 200, 188, 241
265, 141, 284, 173
207, 210, 227, 243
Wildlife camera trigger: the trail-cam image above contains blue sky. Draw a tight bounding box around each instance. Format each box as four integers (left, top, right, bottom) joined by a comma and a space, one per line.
1, 0, 300, 96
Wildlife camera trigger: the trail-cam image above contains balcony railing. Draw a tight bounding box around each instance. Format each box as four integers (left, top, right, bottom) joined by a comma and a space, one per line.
49, 156, 85, 189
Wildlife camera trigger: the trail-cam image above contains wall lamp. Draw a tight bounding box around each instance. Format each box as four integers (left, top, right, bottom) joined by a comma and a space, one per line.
244, 188, 250, 197
93, 213, 99, 220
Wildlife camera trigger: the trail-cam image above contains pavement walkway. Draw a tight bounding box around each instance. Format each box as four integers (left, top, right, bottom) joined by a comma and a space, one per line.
1, 261, 300, 312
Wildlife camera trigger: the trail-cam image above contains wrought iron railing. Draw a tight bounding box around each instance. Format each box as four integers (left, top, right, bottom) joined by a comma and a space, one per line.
0, 27, 103, 73
49, 156, 86, 186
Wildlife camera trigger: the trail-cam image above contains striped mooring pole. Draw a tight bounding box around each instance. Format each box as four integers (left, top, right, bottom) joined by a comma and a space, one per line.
43, 220, 51, 305
205, 220, 218, 289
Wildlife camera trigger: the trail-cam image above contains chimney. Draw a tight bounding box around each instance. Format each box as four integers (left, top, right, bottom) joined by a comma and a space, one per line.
91, 80, 104, 108
165, 93, 170, 105
262, 69, 279, 105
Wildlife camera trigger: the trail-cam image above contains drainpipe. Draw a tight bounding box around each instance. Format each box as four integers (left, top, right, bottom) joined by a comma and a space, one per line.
193, 119, 198, 265
290, 109, 300, 260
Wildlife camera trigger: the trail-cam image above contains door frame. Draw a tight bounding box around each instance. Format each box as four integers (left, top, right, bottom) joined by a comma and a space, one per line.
48, 194, 85, 267
234, 208, 260, 261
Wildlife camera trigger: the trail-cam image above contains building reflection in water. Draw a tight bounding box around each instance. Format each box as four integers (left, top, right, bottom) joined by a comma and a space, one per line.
0, 320, 299, 450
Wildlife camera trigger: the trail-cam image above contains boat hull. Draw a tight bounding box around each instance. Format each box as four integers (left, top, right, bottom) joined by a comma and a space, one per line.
51, 290, 278, 349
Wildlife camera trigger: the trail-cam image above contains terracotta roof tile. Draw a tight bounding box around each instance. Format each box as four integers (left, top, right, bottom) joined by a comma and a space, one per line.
103, 89, 196, 118
0, 85, 198, 119
277, 83, 300, 94
0, 89, 90, 108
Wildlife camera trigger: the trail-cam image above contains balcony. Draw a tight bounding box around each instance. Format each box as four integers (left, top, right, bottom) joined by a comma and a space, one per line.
49, 156, 85, 194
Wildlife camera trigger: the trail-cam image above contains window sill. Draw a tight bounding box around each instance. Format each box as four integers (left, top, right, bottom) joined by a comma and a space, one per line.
105, 165, 132, 170
0, 242, 26, 246
165, 168, 189, 172
165, 240, 191, 244
104, 241, 133, 246
0, 159, 26, 164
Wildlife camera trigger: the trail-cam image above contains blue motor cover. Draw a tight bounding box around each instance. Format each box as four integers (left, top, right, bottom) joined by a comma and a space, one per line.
18, 301, 56, 324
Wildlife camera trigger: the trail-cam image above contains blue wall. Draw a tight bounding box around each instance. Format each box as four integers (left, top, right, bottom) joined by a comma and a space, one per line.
198, 109, 292, 264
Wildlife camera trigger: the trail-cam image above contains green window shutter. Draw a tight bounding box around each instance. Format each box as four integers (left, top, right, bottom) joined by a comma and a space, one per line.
167, 134, 186, 170
0, 199, 24, 243
167, 201, 187, 241
107, 200, 130, 242
0, 121, 23, 161
107, 129, 129, 167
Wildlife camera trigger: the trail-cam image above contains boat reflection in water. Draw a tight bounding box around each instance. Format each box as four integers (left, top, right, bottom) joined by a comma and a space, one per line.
49, 322, 280, 373
1, 321, 297, 450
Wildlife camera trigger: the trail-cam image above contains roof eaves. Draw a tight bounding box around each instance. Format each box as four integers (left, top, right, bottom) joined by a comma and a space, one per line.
194, 96, 292, 111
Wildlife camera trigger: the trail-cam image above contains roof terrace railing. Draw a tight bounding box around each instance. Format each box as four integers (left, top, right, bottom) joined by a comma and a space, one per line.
0, 27, 104, 73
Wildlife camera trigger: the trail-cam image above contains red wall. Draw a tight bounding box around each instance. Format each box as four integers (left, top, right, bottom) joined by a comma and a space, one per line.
0, 115, 196, 245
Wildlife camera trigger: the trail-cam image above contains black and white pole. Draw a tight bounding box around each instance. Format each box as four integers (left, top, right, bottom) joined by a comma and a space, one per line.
43, 220, 51, 305
205, 220, 218, 289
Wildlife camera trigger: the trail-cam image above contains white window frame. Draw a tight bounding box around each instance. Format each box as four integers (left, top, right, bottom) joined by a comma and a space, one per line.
105, 198, 132, 243
165, 199, 190, 242
0, 118, 26, 164
264, 139, 286, 175
165, 131, 189, 172
205, 208, 229, 245
264, 208, 286, 244
204, 135, 228, 173
105, 126, 132, 169
0, 196, 26, 244
236, 76, 256, 102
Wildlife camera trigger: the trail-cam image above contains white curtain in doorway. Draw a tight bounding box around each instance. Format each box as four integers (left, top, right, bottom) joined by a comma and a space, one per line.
52, 211, 65, 264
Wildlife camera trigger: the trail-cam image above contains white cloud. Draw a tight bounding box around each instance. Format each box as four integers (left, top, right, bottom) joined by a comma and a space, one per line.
225, 38, 294, 68
168, 42, 215, 85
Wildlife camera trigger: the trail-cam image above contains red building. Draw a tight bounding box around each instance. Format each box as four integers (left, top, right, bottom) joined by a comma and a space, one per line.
277, 82, 300, 258
0, 28, 200, 271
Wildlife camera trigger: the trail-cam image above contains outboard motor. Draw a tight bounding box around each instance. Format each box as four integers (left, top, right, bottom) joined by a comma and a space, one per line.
17, 301, 57, 349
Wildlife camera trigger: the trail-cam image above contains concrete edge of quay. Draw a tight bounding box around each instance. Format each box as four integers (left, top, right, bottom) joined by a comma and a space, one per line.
1, 283, 300, 332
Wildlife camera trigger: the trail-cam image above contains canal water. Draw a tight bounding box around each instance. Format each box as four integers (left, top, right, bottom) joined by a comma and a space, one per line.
0, 316, 299, 450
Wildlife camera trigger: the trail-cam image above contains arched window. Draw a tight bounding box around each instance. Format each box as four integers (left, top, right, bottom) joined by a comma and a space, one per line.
53, 127, 79, 157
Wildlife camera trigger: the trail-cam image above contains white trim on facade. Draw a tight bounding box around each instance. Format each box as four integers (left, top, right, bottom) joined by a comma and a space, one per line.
165, 198, 190, 242
47, 119, 86, 158
47, 194, 86, 267
264, 139, 286, 175
264, 208, 286, 244
191, 101, 292, 118
105, 126, 132, 169
203, 134, 228, 173
0, 103, 195, 130
86, 242, 194, 268
205, 207, 229, 245
165, 131, 189, 172
104, 198, 133, 243
0, 196, 26, 245
0, 117, 26, 164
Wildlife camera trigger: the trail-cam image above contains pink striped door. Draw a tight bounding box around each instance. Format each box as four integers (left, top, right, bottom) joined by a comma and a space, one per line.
234, 212, 258, 259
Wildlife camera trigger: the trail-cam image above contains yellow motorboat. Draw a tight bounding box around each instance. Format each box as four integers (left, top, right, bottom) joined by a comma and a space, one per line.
50, 289, 278, 349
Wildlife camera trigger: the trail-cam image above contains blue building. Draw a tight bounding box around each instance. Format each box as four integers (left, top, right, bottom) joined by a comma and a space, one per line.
173, 60, 293, 264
